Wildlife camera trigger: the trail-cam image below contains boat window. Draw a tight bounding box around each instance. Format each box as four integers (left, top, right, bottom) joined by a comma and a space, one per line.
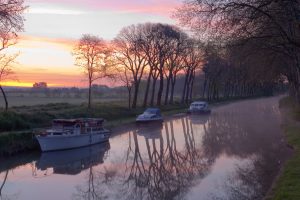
145, 108, 158, 114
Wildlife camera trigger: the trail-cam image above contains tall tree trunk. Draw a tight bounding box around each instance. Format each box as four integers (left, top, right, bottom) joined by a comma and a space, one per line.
88, 81, 92, 109
202, 78, 207, 99
156, 69, 164, 106
189, 72, 195, 102
185, 71, 193, 104
164, 72, 172, 105
127, 88, 132, 109
150, 78, 157, 106
0, 85, 8, 111
185, 81, 190, 104
0, 170, 8, 196
132, 82, 140, 108
169, 74, 177, 104
143, 70, 152, 108
181, 72, 189, 104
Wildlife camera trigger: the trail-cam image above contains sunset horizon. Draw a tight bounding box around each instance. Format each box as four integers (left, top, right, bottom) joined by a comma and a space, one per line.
8, 0, 180, 88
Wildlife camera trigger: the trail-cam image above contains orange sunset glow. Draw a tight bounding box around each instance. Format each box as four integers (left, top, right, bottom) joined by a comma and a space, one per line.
3, 0, 179, 88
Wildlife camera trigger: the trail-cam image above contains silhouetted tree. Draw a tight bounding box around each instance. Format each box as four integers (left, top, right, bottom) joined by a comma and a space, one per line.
73, 34, 113, 109
0, 0, 26, 110
113, 25, 148, 108
176, 0, 299, 102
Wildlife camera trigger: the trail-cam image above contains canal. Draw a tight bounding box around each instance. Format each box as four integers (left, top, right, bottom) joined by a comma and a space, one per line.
0, 96, 291, 200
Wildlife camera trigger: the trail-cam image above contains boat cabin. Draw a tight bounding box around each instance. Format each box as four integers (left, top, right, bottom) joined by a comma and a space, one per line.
46, 118, 105, 136
143, 108, 161, 116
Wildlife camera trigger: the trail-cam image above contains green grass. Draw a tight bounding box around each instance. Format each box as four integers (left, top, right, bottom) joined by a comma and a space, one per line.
0, 102, 188, 156
269, 97, 300, 200
0, 131, 39, 157
0, 102, 188, 131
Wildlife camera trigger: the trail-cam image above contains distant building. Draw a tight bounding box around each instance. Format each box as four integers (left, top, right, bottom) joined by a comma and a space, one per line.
33, 82, 48, 89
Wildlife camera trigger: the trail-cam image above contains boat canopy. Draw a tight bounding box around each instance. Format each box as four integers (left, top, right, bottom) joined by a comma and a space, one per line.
191, 101, 208, 106
144, 108, 161, 115
52, 118, 104, 127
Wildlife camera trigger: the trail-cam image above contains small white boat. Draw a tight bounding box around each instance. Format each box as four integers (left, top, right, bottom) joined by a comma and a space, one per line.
36, 118, 110, 152
136, 108, 163, 123
188, 101, 211, 114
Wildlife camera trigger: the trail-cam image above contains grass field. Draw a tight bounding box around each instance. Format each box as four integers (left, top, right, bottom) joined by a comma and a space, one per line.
0, 99, 188, 156
267, 97, 300, 200
0, 94, 126, 107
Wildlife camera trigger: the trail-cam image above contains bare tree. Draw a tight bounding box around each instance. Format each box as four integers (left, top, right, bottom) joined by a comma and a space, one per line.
113, 25, 148, 108
118, 66, 134, 109
176, 0, 300, 103
181, 41, 204, 104
0, 0, 26, 110
0, 53, 18, 110
73, 34, 113, 109
140, 23, 182, 106
164, 31, 188, 105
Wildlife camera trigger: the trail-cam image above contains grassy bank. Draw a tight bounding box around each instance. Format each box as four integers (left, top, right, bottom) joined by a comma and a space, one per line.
0, 95, 273, 156
0, 131, 39, 157
268, 97, 300, 200
0, 102, 188, 156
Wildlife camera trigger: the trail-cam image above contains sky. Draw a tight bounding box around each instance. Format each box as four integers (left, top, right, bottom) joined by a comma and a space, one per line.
4, 0, 182, 87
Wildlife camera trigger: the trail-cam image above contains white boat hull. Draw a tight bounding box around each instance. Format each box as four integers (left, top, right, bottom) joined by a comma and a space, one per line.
36, 130, 110, 152
136, 117, 163, 122
188, 109, 211, 114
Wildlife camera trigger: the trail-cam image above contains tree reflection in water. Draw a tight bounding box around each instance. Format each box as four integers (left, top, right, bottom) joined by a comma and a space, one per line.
203, 101, 290, 200
74, 99, 289, 200
0, 170, 22, 200
0, 170, 9, 200
74, 117, 213, 200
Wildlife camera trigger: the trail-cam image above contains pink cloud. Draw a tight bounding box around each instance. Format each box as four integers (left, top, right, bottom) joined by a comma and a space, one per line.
28, 0, 182, 16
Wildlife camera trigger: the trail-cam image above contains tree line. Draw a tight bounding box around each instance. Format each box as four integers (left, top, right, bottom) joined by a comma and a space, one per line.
73, 23, 203, 109
73, 19, 284, 109
176, 0, 298, 103
0, 0, 290, 110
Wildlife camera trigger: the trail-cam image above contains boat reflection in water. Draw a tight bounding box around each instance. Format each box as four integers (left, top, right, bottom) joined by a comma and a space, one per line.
35, 142, 110, 176
73, 98, 290, 200
136, 122, 163, 139
74, 117, 213, 200
0, 97, 291, 200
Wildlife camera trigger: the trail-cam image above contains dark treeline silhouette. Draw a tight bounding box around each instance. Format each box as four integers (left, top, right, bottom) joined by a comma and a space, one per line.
76, 19, 286, 109
112, 23, 203, 108
201, 43, 285, 101
176, 0, 299, 103
0, 0, 26, 110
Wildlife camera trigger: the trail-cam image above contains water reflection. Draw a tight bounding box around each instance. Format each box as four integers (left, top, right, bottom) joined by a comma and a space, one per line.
0, 98, 290, 200
200, 99, 289, 200
73, 117, 213, 200
35, 142, 110, 176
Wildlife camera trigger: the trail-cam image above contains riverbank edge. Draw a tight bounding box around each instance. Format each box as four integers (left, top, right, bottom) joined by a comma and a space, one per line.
0, 95, 273, 157
0, 105, 189, 157
265, 97, 300, 200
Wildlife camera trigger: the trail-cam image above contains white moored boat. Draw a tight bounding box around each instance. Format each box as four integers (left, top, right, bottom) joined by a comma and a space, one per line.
136, 108, 163, 123
188, 101, 211, 114
36, 118, 110, 152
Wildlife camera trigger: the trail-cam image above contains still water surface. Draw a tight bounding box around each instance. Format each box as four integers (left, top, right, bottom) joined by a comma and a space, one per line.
0, 97, 290, 200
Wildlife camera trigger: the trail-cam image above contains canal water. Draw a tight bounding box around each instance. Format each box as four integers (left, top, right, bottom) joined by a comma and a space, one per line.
0, 97, 291, 200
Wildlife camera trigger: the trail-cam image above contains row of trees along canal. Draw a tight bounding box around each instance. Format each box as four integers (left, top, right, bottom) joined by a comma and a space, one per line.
176, 0, 300, 104
73, 22, 284, 109
0, 0, 289, 111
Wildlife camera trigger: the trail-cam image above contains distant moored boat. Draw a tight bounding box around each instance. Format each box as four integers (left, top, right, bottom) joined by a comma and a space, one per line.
36, 118, 110, 152
136, 108, 163, 123
188, 101, 211, 114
